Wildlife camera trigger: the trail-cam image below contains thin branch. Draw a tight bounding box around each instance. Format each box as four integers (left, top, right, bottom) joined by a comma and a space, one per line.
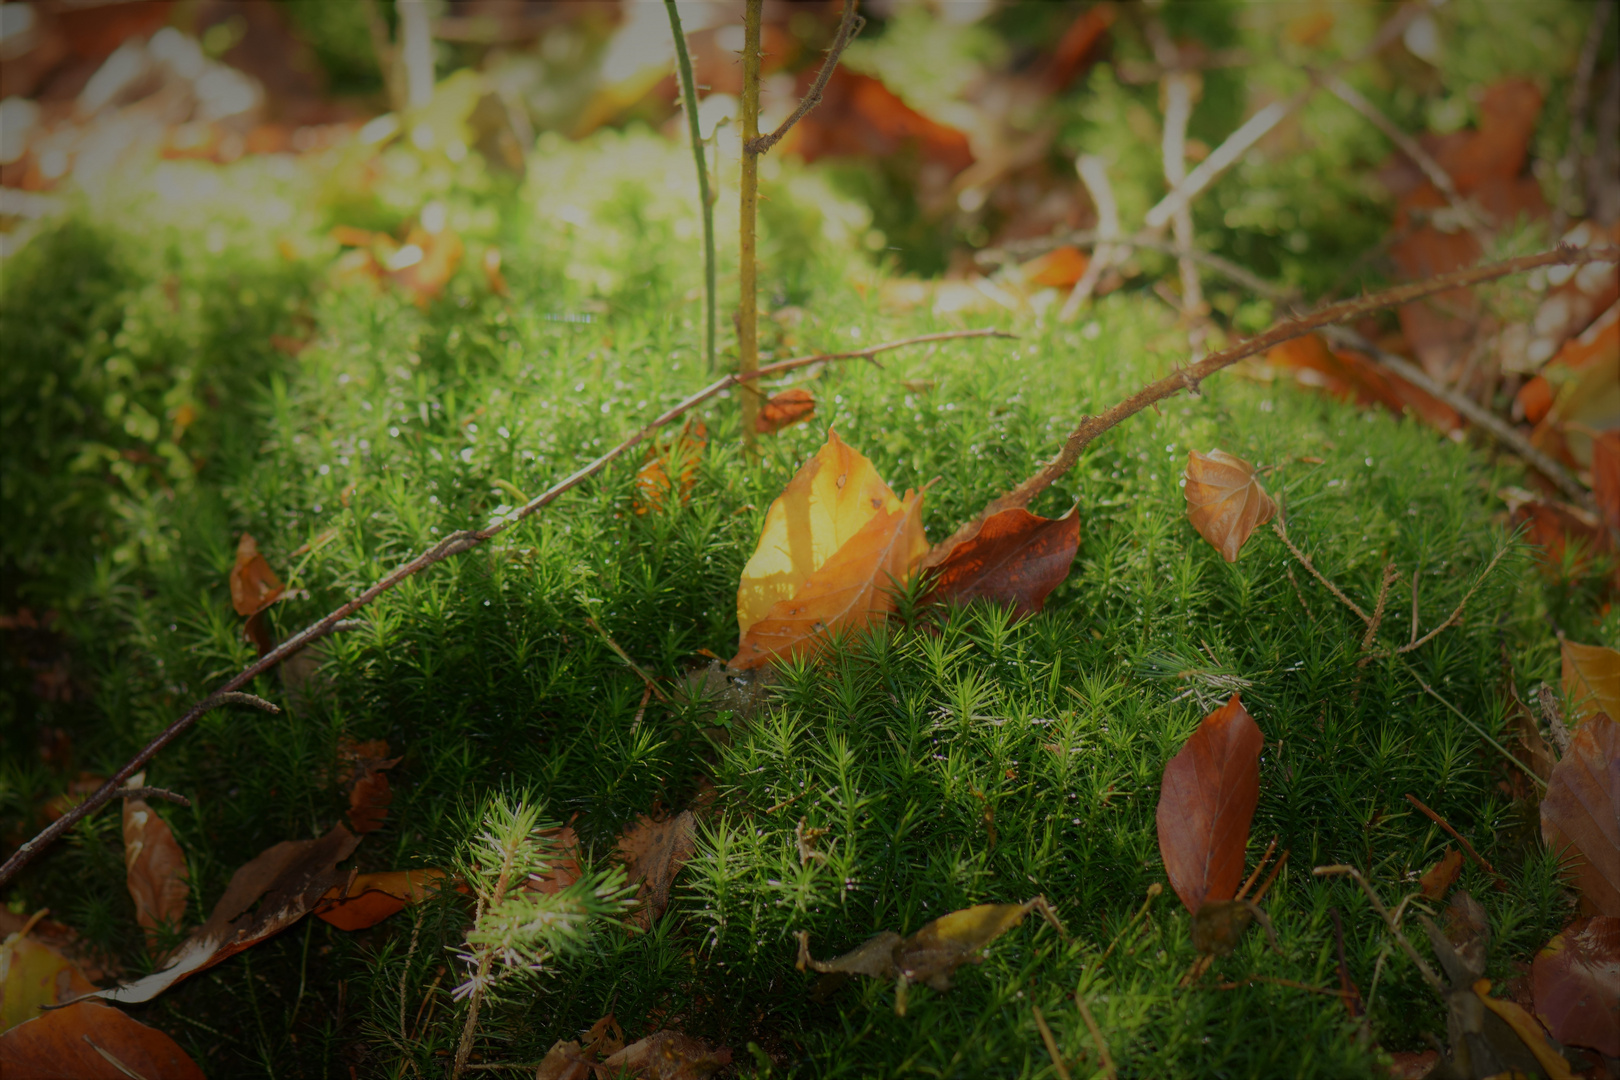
1320, 325, 1595, 510
936, 245, 1617, 555
1324, 75, 1489, 236
116, 787, 192, 808
1058, 155, 1121, 321
1409, 568, 1420, 647
1537, 684, 1572, 756
0, 328, 1009, 887
1270, 520, 1370, 625
1312, 865, 1446, 996
1403, 794, 1508, 891
585, 616, 670, 704
1390, 544, 1509, 656
1401, 659, 1548, 790
1215, 975, 1356, 998
1160, 65, 1207, 337
664, 0, 717, 373
738, 0, 763, 447
1361, 563, 1399, 653
747, 0, 864, 156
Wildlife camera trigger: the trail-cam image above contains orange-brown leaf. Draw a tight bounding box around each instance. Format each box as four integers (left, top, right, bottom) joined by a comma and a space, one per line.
0, 1000, 205, 1079
1183, 450, 1277, 562
617, 811, 696, 930
1471, 978, 1579, 1080
756, 388, 816, 435
633, 420, 707, 515
1562, 639, 1620, 728
1, 920, 96, 1033
1541, 713, 1620, 916
923, 506, 1079, 620
1156, 694, 1264, 914
482, 246, 508, 297
388, 225, 464, 306
230, 533, 284, 617
314, 869, 449, 931
1024, 246, 1089, 289
526, 825, 583, 896
1593, 430, 1620, 534
1419, 849, 1464, 901
730, 487, 928, 670
121, 774, 190, 947
1532, 916, 1620, 1056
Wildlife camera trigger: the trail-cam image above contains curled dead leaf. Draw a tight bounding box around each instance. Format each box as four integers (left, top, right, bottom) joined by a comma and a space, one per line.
1531, 916, 1620, 1056
229, 533, 283, 617
0, 915, 96, 1033
922, 505, 1079, 620
1419, 849, 1465, 902
121, 772, 190, 948
1540, 712, 1619, 916
0, 1000, 205, 1080
338, 739, 401, 834
1183, 450, 1276, 562
1156, 694, 1264, 914
756, 388, 816, 435
617, 810, 696, 930
633, 420, 707, 516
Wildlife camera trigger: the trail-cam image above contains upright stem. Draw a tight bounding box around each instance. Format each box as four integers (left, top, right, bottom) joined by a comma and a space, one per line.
665, 1, 717, 373
737, 0, 763, 448
451, 838, 518, 1078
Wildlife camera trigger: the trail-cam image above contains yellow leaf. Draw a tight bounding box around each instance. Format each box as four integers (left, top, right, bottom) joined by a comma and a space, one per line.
731, 488, 927, 670
0, 917, 95, 1033
1561, 638, 1620, 727
735, 430, 906, 640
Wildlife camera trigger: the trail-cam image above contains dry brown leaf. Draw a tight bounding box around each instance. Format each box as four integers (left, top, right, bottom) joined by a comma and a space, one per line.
617, 810, 696, 930
93, 824, 362, 1004
756, 388, 817, 435
338, 739, 401, 835
1265, 334, 1462, 433
525, 824, 584, 896
229, 532, 283, 617
1471, 979, 1579, 1080
600, 1030, 732, 1080
633, 420, 707, 516
1023, 246, 1089, 289
731, 485, 928, 670
482, 246, 508, 297
1505, 697, 1557, 788
0, 1000, 205, 1079
313, 869, 449, 931
388, 224, 464, 307
1419, 849, 1465, 902
1183, 450, 1277, 562
1532, 916, 1620, 1057
121, 772, 189, 948
922, 506, 1080, 620
1540, 713, 1620, 917
0, 915, 96, 1033
1156, 694, 1264, 914
1561, 639, 1620, 728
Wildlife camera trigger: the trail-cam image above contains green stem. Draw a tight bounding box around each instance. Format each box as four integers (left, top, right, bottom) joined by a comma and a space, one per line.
664, 0, 716, 374
738, 0, 762, 449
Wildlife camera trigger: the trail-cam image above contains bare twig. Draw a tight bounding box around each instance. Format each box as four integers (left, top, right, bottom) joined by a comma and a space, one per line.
1312, 865, 1445, 995
1388, 545, 1509, 656
1320, 325, 1595, 510
983, 231, 1299, 303
1361, 563, 1399, 654
585, 616, 670, 704
1409, 568, 1420, 647
1285, 567, 1316, 621
1402, 661, 1548, 790
747, 0, 863, 156
116, 787, 192, 808
937, 246, 1616, 556
738, 0, 764, 447
1031, 1005, 1072, 1080
1403, 794, 1508, 891
1329, 908, 1365, 1019
0, 328, 1009, 887
1555, 1, 1614, 228
1270, 520, 1371, 625
1235, 837, 1278, 901
1058, 155, 1121, 321
664, 1, 717, 373
1215, 975, 1356, 998
1074, 994, 1117, 1080
1160, 64, 1207, 339
1325, 75, 1489, 236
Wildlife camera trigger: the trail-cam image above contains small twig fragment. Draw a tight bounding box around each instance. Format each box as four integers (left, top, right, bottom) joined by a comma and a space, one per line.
1312, 864, 1446, 996
1075, 994, 1116, 1080
585, 616, 670, 704
1402, 794, 1508, 891
1031, 1004, 1072, 1080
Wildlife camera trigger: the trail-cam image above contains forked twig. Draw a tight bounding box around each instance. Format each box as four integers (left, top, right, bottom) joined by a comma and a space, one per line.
0, 329, 1010, 887
1312, 865, 1445, 995
747, 0, 864, 156
939, 246, 1616, 555
1403, 794, 1508, 891
1270, 520, 1370, 625
1361, 564, 1399, 653
116, 787, 192, 808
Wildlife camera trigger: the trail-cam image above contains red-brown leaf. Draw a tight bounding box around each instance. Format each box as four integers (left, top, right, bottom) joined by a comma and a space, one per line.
633, 420, 707, 515
1419, 848, 1464, 901
121, 774, 190, 948
1183, 450, 1277, 562
756, 388, 816, 435
617, 811, 696, 930
0, 1000, 205, 1079
229, 533, 284, 617
922, 506, 1080, 620
1541, 713, 1620, 916
313, 869, 450, 931
1156, 694, 1264, 914
600, 1030, 732, 1080
1593, 430, 1620, 534
342, 742, 401, 835
1532, 916, 1620, 1056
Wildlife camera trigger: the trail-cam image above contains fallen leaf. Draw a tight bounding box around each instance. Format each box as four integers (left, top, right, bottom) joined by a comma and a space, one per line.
756, 388, 817, 435
0, 1000, 205, 1080
1510, 497, 1613, 579
1532, 916, 1620, 1056
1183, 450, 1277, 562
921, 505, 1080, 619
535, 1013, 628, 1080
1385, 1049, 1438, 1079
1561, 639, 1620, 728
633, 420, 707, 516
338, 739, 401, 834
1540, 713, 1619, 916
388, 224, 464, 306
1593, 430, 1620, 535
92, 824, 363, 1004
229, 532, 283, 617
1023, 246, 1089, 289
1419, 849, 1465, 901
0, 909, 113, 985
791, 69, 974, 178
732, 431, 928, 669
1189, 899, 1255, 957
1505, 696, 1557, 788
526, 824, 584, 896
617, 810, 696, 929
482, 246, 508, 297
1156, 694, 1264, 914
0, 915, 96, 1033
121, 772, 190, 948
1471, 979, 1578, 1080
1265, 334, 1462, 433
797, 896, 1065, 1015
600, 1030, 732, 1080
313, 869, 449, 931
1536, 314, 1620, 468
1045, 5, 1116, 91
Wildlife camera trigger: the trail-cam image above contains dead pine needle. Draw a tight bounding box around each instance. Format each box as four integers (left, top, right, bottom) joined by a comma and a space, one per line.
1031, 1005, 1072, 1080
585, 616, 669, 704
